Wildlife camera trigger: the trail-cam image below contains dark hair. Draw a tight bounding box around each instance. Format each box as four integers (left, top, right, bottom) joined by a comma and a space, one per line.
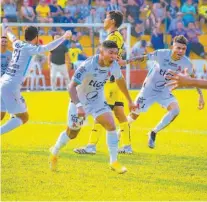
109, 10, 123, 28
1, 36, 7, 39
173, 35, 188, 45
110, 75, 115, 82
24, 26, 38, 41
102, 40, 118, 49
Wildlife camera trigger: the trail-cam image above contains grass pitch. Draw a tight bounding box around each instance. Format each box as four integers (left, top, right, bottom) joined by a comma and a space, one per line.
1, 90, 207, 201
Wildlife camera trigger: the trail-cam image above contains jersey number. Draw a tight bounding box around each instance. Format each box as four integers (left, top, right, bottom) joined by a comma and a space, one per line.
13, 49, 21, 63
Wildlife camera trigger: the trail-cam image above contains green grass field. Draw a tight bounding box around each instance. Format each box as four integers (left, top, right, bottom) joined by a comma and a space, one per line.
1, 90, 207, 201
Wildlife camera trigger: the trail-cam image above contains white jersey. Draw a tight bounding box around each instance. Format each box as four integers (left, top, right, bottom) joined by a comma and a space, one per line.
0, 37, 65, 88
72, 54, 122, 106
142, 49, 193, 96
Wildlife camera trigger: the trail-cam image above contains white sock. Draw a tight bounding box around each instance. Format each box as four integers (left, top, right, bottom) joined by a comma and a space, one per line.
106, 130, 118, 164
0, 117, 23, 135
51, 131, 70, 155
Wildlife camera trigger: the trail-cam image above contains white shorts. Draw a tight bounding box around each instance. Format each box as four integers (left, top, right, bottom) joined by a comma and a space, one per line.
67, 101, 112, 130
0, 84, 27, 114
50, 63, 70, 79
133, 92, 178, 115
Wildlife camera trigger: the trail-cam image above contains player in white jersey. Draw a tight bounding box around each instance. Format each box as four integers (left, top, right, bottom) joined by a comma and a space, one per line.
0, 26, 72, 135
127, 35, 205, 148
49, 40, 137, 174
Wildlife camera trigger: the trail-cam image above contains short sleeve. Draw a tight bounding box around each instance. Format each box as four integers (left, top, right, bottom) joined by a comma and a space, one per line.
72, 64, 88, 84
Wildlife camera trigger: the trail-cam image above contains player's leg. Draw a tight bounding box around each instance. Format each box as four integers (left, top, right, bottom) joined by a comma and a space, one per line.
1, 96, 7, 120
0, 87, 28, 135
113, 104, 132, 154
96, 111, 127, 174
49, 102, 82, 171
148, 96, 180, 149
60, 64, 70, 88
50, 63, 57, 90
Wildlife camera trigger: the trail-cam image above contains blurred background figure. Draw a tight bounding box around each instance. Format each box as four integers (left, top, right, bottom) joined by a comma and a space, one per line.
48, 35, 70, 90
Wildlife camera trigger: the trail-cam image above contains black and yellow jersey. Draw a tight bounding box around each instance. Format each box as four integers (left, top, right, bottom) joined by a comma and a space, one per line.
105, 30, 124, 57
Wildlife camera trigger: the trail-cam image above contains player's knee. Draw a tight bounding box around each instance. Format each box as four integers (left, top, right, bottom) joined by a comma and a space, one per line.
104, 122, 116, 131
1, 112, 6, 120
16, 112, 29, 124
171, 108, 180, 117
66, 127, 80, 139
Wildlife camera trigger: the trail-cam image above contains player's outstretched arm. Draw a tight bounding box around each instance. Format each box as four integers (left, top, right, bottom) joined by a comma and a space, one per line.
5, 27, 17, 43
116, 77, 137, 111
27, 30, 72, 55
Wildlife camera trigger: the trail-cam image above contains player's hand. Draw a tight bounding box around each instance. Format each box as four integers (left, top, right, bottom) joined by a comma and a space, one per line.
77, 106, 86, 119
117, 58, 127, 67
128, 101, 137, 112
63, 30, 72, 40
198, 96, 205, 110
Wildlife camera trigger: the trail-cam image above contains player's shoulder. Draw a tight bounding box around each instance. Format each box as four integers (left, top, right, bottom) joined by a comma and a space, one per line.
80, 54, 98, 70
107, 30, 123, 41
156, 49, 171, 54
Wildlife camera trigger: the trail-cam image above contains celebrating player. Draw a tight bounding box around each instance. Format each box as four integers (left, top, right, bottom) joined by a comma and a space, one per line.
0, 27, 72, 134
74, 11, 133, 155
127, 35, 205, 148
49, 40, 137, 173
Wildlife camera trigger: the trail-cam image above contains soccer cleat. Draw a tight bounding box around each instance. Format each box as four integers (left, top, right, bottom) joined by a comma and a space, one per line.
118, 145, 133, 154
148, 131, 156, 149
49, 147, 58, 171
110, 161, 127, 174
49, 154, 58, 171
73, 144, 96, 154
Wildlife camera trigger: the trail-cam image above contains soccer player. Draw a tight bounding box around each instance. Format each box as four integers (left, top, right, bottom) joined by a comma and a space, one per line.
74, 11, 133, 155
0, 27, 72, 134
127, 35, 205, 148
166, 70, 207, 89
1, 36, 12, 77
49, 40, 137, 173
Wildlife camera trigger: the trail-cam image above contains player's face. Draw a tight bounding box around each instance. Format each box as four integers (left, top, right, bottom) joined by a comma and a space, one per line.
172, 42, 187, 60
104, 13, 113, 30
1, 38, 7, 49
102, 47, 118, 66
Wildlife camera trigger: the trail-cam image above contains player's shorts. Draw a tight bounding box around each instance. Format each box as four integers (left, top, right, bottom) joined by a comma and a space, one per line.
0, 83, 27, 114
132, 92, 178, 115
67, 101, 112, 130
108, 101, 124, 110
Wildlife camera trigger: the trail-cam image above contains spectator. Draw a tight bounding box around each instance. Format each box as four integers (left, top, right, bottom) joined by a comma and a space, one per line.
2, 0, 18, 22
57, 0, 67, 9
181, 0, 196, 26
64, 0, 78, 17
131, 40, 147, 69
151, 25, 165, 50
151, 2, 166, 26
106, 0, 121, 12
169, 21, 188, 39
49, 0, 63, 22
1, 36, 12, 77
20, 0, 36, 22
85, 7, 102, 43
68, 40, 82, 69
166, 0, 179, 29
77, 0, 91, 20
198, 0, 207, 28
126, 0, 140, 22
36, 0, 52, 23
187, 22, 207, 58
131, 22, 144, 38
168, 12, 185, 32
94, 0, 106, 21
48, 35, 70, 90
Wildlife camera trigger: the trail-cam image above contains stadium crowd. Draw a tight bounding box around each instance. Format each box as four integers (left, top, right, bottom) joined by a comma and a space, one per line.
1, 0, 207, 84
